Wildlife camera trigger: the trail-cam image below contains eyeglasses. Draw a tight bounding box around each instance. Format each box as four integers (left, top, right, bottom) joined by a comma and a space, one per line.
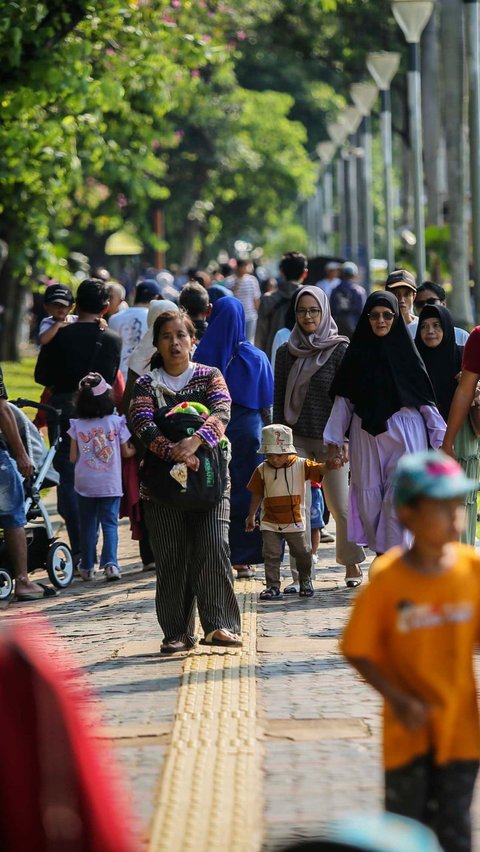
416, 297, 441, 307
296, 307, 321, 317
367, 311, 395, 321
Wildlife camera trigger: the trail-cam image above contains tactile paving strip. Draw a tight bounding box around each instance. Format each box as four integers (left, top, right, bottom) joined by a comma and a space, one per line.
148, 580, 262, 852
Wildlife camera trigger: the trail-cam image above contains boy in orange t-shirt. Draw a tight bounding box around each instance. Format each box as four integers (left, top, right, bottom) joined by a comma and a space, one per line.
342, 450, 480, 852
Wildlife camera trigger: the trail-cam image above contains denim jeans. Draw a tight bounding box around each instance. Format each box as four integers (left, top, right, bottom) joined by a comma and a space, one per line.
77, 495, 121, 572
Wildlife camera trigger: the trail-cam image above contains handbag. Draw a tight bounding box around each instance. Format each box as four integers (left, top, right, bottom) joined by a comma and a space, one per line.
140, 406, 229, 512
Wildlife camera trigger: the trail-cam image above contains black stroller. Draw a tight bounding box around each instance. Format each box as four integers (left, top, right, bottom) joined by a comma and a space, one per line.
0, 398, 74, 600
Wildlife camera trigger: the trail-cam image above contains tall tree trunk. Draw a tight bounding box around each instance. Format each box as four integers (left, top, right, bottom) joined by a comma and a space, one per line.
180, 217, 201, 269
421, 10, 443, 227
440, 0, 471, 325
0, 266, 24, 361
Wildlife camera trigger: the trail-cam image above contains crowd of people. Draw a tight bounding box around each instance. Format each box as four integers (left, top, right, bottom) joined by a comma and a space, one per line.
3, 251, 480, 848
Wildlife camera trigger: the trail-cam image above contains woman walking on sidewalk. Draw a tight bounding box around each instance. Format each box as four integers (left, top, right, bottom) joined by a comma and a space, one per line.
273, 286, 365, 589
129, 311, 242, 654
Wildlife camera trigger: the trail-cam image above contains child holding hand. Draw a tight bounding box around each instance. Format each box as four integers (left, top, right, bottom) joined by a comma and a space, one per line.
246, 424, 340, 600
342, 450, 480, 852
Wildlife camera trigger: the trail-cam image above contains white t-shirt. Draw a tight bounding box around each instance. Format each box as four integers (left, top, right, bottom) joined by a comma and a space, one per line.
156, 363, 195, 392
225, 274, 261, 320
109, 307, 149, 379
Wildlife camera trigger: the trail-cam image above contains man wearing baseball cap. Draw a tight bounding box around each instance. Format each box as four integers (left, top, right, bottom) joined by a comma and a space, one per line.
385, 269, 418, 337
329, 261, 366, 338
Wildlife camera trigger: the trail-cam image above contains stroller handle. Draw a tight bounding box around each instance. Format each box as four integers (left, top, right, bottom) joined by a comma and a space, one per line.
12, 398, 63, 444
12, 398, 62, 420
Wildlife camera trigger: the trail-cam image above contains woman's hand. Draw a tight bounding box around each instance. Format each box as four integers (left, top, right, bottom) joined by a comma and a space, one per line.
327, 443, 346, 467
185, 455, 200, 471
171, 435, 203, 462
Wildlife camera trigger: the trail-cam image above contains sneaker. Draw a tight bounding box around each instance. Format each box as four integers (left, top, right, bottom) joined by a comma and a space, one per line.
78, 564, 95, 582
320, 530, 335, 543
104, 564, 121, 581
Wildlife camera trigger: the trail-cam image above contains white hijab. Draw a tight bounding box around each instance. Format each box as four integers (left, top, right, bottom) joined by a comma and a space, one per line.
127, 299, 179, 376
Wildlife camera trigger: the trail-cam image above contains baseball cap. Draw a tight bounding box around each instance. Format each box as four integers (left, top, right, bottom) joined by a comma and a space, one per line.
44, 284, 74, 307
385, 269, 417, 293
393, 450, 477, 508
342, 261, 358, 277
135, 279, 162, 302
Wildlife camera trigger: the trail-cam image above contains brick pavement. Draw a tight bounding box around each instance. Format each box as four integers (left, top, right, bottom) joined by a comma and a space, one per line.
3, 511, 480, 850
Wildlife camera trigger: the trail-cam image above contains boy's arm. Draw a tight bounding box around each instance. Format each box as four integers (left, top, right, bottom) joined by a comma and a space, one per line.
245, 494, 262, 531
303, 459, 340, 481
346, 655, 429, 732
38, 321, 65, 346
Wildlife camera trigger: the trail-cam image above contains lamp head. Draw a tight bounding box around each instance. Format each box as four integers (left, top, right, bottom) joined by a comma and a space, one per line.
350, 82, 378, 116
338, 106, 362, 136
366, 51, 401, 90
316, 141, 336, 164
391, 0, 435, 43
327, 122, 349, 146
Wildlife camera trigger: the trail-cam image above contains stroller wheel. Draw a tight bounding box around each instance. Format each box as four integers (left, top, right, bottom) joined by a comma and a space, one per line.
46, 541, 74, 588
0, 569, 14, 601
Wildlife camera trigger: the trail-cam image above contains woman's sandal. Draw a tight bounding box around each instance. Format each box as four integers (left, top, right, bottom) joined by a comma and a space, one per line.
259, 586, 283, 601
161, 640, 192, 655
299, 579, 315, 597
234, 565, 255, 579
345, 565, 363, 589
200, 629, 243, 648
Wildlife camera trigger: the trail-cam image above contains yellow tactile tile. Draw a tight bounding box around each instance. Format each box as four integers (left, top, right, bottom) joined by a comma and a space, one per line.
148, 581, 262, 852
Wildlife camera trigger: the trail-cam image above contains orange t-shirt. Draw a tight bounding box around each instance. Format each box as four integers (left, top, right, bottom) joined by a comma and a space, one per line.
342, 544, 480, 770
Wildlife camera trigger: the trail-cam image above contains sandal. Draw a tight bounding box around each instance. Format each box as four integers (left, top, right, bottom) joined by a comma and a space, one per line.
200, 630, 243, 648
345, 564, 363, 588
235, 565, 255, 579
259, 586, 283, 601
283, 583, 299, 595
299, 578, 314, 597
161, 640, 191, 655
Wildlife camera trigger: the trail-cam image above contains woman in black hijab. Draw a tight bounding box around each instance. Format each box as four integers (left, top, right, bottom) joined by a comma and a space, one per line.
416, 304, 479, 544
323, 291, 446, 555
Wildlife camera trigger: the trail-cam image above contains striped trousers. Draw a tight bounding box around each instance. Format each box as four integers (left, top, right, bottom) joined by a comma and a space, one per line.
144, 497, 241, 644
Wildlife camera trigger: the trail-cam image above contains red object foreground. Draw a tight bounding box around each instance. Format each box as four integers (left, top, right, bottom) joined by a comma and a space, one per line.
0, 617, 139, 852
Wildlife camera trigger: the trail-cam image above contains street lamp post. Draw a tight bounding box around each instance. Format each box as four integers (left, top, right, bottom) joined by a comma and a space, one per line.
339, 107, 363, 264
351, 82, 378, 292
391, 0, 435, 282
317, 141, 336, 254
328, 122, 349, 255
366, 51, 401, 271
464, 0, 480, 319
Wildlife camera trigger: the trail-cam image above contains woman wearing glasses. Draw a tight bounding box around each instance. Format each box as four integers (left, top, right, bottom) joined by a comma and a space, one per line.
323, 291, 446, 556
273, 286, 366, 588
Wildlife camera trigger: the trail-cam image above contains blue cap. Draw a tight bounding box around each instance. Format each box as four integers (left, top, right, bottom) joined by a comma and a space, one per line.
394, 450, 476, 508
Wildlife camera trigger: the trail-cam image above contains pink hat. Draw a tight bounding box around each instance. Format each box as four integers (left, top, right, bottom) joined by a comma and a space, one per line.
78, 373, 112, 396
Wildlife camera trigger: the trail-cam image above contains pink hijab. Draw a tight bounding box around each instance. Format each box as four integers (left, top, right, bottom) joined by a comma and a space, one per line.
284, 286, 349, 426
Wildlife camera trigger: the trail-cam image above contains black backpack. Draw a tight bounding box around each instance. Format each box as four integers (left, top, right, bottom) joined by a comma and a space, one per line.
140, 407, 229, 512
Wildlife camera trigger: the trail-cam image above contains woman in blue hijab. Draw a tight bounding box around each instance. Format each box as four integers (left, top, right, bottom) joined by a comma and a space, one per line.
194, 297, 273, 575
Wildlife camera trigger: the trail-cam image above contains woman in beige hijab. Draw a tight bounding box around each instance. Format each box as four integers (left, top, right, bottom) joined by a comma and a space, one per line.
273, 286, 365, 588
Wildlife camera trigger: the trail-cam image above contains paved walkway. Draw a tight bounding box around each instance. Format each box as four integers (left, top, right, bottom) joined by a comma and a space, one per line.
3, 513, 480, 850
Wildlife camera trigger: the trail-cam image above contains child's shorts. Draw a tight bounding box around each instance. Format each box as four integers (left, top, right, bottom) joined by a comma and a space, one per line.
310, 485, 325, 530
